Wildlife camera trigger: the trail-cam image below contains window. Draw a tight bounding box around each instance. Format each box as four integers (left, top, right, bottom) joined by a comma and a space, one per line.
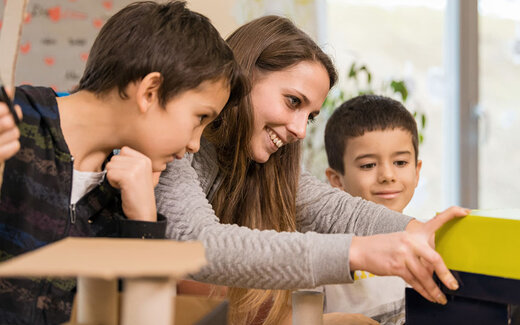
320, 0, 447, 219
478, 0, 520, 208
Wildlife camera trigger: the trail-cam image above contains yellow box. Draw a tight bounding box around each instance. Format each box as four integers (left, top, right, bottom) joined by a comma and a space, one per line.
436, 209, 520, 280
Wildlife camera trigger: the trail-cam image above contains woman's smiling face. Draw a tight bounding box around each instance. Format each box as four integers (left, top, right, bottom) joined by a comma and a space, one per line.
248, 60, 330, 163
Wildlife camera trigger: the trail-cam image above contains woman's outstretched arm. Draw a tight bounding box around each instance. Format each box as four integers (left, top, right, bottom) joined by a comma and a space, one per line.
296, 171, 411, 236
156, 155, 355, 289
156, 147, 467, 301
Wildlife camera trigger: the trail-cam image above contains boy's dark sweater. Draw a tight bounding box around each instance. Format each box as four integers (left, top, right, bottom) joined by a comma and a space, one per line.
0, 86, 166, 325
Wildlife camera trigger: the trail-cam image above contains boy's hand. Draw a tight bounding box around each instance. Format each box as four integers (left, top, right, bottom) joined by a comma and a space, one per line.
0, 101, 21, 162
106, 146, 158, 222
349, 206, 470, 305
324, 312, 380, 325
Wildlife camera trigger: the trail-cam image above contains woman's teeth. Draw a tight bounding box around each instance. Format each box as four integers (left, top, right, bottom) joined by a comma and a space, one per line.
268, 128, 284, 148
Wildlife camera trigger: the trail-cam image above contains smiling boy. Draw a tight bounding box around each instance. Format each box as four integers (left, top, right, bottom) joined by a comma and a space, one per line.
323, 94, 422, 324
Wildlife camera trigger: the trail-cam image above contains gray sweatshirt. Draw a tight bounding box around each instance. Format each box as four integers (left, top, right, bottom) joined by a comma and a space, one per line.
155, 138, 412, 290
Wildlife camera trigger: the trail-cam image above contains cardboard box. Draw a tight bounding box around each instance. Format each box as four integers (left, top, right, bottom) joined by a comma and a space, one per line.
436, 209, 520, 280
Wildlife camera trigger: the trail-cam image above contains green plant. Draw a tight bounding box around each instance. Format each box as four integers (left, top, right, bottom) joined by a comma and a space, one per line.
302, 62, 427, 179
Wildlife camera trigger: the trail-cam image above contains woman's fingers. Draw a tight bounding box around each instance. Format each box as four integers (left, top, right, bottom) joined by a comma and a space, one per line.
352, 214, 468, 305
419, 206, 469, 291
401, 267, 436, 304
419, 255, 435, 276
415, 242, 459, 291
405, 252, 447, 304
401, 205, 469, 298
425, 206, 470, 233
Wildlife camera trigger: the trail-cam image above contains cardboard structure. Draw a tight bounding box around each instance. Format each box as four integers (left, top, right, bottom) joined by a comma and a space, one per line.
0, 0, 28, 189
68, 291, 226, 325
0, 0, 28, 88
0, 237, 207, 325
406, 209, 520, 325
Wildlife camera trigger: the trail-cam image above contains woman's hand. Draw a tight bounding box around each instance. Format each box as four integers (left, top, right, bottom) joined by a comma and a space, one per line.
349, 206, 470, 304
324, 312, 379, 325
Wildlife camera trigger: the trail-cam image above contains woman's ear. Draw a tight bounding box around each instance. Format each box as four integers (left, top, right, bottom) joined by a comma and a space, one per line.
136, 72, 162, 113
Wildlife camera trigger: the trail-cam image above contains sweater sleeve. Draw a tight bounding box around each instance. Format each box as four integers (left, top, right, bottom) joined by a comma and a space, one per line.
155, 158, 355, 289
118, 214, 167, 239
296, 171, 412, 236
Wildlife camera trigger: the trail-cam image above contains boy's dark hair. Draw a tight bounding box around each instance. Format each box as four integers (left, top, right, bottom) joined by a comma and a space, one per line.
324, 94, 419, 174
77, 1, 245, 109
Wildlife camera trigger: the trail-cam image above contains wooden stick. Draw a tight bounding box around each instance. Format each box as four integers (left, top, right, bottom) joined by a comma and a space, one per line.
292, 290, 324, 325
0, 0, 29, 189
76, 277, 119, 325
121, 278, 175, 325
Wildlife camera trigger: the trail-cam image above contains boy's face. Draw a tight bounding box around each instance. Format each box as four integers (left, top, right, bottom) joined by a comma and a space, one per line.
326, 128, 421, 212
132, 78, 230, 172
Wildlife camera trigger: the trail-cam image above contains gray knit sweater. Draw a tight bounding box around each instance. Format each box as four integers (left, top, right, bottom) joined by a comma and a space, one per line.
155, 138, 412, 290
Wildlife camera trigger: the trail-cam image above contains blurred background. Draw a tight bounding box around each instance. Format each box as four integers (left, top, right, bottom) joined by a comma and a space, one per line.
1, 0, 519, 220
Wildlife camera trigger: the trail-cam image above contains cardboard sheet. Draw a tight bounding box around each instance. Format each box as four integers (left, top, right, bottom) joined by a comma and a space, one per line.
0, 237, 206, 279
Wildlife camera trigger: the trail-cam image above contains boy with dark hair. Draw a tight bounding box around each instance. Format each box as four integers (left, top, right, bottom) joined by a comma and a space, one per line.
0, 1, 245, 324
323, 94, 422, 324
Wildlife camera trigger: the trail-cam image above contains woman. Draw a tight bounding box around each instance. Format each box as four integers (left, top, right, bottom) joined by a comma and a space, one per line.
156, 15, 467, 324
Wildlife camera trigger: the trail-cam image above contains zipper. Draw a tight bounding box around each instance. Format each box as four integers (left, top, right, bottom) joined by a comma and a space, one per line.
64, 155, 75, 235
70, 203, 76, 224
70, 155, 76, 225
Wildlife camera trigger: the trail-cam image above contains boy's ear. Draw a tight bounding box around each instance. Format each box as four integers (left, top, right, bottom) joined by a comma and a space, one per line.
136, 72, 162, 113
325, 167, 345, 190
414, 159, 423, 188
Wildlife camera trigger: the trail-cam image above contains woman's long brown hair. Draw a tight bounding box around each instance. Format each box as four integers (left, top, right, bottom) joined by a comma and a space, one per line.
204, 15, 337, 325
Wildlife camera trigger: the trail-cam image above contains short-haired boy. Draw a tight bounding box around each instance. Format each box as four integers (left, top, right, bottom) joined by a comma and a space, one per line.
0, 1, 244, 324
323, 94, 422, 324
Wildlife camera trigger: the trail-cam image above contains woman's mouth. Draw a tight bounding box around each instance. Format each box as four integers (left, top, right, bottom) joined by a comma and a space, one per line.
267, 127, 285, 148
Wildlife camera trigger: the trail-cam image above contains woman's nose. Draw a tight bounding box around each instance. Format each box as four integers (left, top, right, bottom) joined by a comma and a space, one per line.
286, 112, 308, 141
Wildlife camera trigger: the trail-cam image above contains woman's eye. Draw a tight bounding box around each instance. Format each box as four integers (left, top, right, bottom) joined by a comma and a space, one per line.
199, 115, 208, 124
360, 163, 376, 169
307, 114, 317, 125
394, 160, 408, 167
286, 95, 301, 107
